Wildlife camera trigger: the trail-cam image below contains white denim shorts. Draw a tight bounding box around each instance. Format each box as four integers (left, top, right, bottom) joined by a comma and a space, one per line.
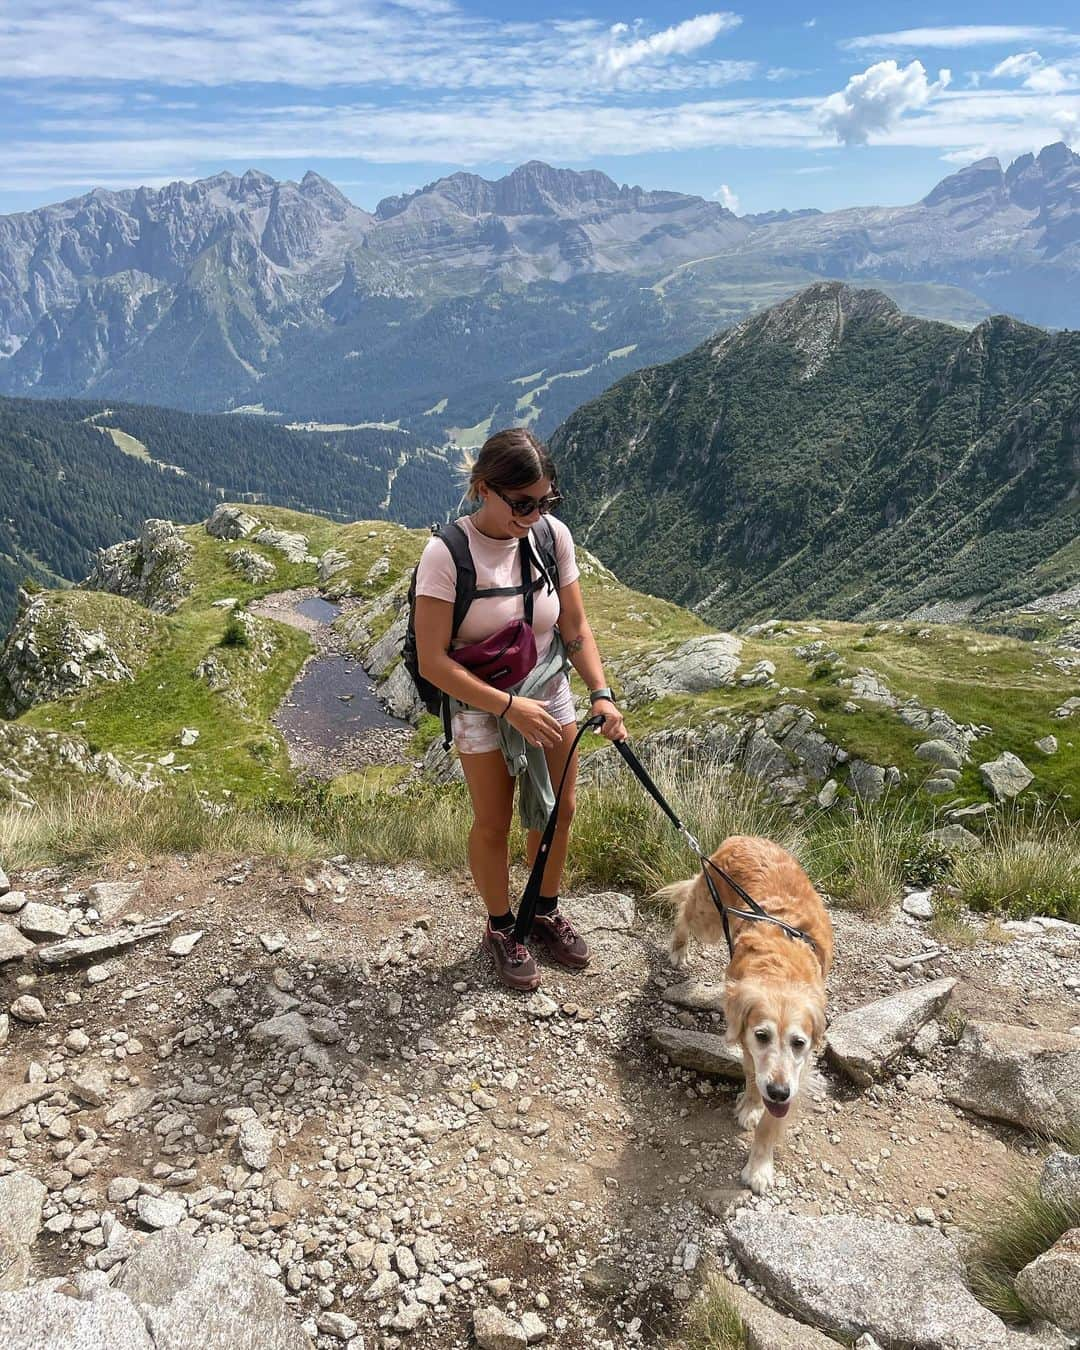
452, 674, 576, 756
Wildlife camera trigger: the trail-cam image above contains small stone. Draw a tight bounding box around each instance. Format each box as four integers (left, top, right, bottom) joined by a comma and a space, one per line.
258, 932, 287, 954
108, 1177, 141, 1203
1034, 735, 1058, 756
64, 1029, 90, 1053
474, 1305, 528, 1350
86, 965, 113, 985
901, 891, 934, 920
136, 1193, 185, 1229
0, 891, 27, 914
527, 993, 558, 1019
10, 995, 45, 1024
168, 931, 204, 957
238, 1117, 274, 1171
316, 1312, 358, 1341
0, 924, 34, 965
14, 902, 72, 941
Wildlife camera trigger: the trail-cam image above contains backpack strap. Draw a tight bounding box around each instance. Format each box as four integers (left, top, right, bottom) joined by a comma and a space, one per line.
527, 516, 561, 596
433, 521, 476, 639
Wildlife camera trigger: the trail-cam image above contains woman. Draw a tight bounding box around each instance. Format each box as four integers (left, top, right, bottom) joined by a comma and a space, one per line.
414, 427, 626, 991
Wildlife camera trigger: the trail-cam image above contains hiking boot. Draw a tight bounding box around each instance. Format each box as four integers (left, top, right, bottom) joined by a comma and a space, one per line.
483, 921, 541, 992
530, 910, 591, 969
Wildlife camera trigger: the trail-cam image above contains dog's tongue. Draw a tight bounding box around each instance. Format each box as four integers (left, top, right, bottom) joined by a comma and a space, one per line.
764, 1099, 791, 1119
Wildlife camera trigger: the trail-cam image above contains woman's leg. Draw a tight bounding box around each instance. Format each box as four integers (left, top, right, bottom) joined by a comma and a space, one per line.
458, 748, 516, 917
525, 719, 579, 896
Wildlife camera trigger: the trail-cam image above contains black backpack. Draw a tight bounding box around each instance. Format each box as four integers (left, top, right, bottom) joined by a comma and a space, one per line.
402, 517, 561, 746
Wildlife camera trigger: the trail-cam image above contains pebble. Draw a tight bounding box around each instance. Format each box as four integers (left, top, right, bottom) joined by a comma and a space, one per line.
169, 931, 204, 957
10, 995, 46, 1024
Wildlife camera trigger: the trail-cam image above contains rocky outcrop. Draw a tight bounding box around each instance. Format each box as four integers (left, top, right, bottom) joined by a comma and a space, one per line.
252, 528, 315, 564
618, 634, 742, 703
87, 518, 194, 612
0, 590, 160, 716
206, 504, 259, 539
228, 548, 276, 584
0, 709, 158, 807
194, 610, 283, 708
979, 751, 1034, 800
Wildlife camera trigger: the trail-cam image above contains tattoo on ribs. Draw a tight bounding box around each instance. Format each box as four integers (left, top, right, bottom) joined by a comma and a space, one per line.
565, 636, 584, 656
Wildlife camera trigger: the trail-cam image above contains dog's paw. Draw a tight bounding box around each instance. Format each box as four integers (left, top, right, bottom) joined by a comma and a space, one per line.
668, 942, 689, 971
735, 1091, 763, 1131
741, 1158, 775, 1195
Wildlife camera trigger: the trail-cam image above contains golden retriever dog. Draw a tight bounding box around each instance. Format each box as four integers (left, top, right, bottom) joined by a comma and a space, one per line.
657, 835, 833, 1195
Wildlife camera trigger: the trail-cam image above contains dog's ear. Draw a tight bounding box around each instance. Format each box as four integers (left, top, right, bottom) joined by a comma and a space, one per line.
723, 980, 752, 1048
808, 993, 827, 1052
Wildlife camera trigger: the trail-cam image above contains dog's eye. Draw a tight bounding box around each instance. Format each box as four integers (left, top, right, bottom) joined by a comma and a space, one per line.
754, 1028, 772, 1044
791, 1036, 808, 1051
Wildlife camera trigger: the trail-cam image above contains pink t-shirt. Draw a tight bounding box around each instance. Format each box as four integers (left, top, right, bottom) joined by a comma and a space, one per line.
414, 514, 580, 660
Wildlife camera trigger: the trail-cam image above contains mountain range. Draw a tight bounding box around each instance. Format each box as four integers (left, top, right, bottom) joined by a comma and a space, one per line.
552, 282, 1080, 630
1, 147, 1078, 438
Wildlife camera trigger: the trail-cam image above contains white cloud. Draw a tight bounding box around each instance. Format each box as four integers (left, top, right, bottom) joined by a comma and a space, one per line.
991, 52, 1074, 95
804, 19, 817, 29
842, 26, 1075, 52
599, 13, 741, 78
819, 59, 951, 145
713, 182, 740, 210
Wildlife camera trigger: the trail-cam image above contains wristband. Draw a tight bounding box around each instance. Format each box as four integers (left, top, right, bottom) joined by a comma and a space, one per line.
588, 687, 615, 704
504, 691, 514, 716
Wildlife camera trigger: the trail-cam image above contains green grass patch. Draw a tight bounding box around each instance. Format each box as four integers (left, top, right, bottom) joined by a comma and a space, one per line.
684, 1278, 748, 1350
949, 806, 1080, 923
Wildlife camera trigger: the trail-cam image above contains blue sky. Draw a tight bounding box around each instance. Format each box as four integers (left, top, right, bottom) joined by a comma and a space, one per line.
2, 1, 1078, 217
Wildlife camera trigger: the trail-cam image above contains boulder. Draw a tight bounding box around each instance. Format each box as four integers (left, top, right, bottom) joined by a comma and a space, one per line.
115, 1228, 312, 1348
317, 549, 350, 583
14, 902, 72, 941
916, 740, 964, 769
727, 1210, 1012, 1349
0, 1173, 46, 1293
205, 505, 259, 539
86, 880, 142, 921
0, 1083, 53, 1119
848, 759, 886, 801
848, 669, 898, 707
926, 825, 981, 853
826, 978, 956, 1086
227, 548, 276, 584
1035, 736, 1058, 756
650, 1026, 744, 1080
622, 634, 743, 702
87, 518, 194, 612
945, 1022, 1080, 1138
1040, 1153, 1080, 1209
661, 979, 726, 1012
36, 912, 176, 967
979, 752, 1034, 801
710, 1275, 841, 1349
0, 1283, 155, 1349
251, 528, 313, 564
0, 924, 33, 964
379, 659, 425, 721
367, 611, 408, 680
1015, 1229, 1080, 1336
571, 892, 635, 933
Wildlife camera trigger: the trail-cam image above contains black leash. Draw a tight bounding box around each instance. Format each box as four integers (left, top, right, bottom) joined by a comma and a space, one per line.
610, 737, 818, 958
513, 713, 605, 942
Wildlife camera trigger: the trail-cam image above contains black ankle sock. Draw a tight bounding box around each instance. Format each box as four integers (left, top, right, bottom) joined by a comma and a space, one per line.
536, 895, 559, 917
489, 909, 515, 932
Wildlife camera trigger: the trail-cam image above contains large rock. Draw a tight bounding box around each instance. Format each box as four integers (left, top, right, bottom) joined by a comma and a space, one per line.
0, 1283, 154, 1349
945, 1022, 1080, 1137
1015, 1229, 1080, 1335
86, 880, 142, 921
661, 979, 726, 1012
979, 752, 1034, 801
849, 669, 898, 707
87, 518, 194, 612
570, 892, 635, 933
251, 528, 313, 564
711, 1275, 841, 1350
0, 1083, 53, 1119
1040, 1153, 1080, 1209
848, 759, 886, 801
36, 913, 176, 967
727, 1210, 1012, 1349
0, 924, 34, 964
115, 1228, 312, 1348
14, 902, 72, 941
916, 740, 964, 769
0, 1173, 45, 1293
826, 978, 956, 1087
378, 659, 424, 721
228, 548, 276, 584
650, 1026, 744, 1080
206, 505, 259, 539
622, 634, 743, 702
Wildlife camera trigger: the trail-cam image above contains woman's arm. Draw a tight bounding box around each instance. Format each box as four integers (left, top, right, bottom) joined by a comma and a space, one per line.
414, 595, 563, 746
556, 579, 627, 741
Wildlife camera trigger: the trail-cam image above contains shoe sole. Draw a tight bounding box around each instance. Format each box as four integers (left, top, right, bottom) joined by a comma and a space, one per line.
482, 930, 541, 991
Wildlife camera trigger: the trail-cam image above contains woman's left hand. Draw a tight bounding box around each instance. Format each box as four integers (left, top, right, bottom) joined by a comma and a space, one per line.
591, 699, 627, 742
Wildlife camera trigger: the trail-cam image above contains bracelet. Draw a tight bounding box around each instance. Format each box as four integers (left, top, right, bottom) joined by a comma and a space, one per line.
588, 687, 615, 704
503, 691, 514, 716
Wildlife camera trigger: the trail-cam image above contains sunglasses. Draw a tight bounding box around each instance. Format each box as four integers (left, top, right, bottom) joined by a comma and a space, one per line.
490, 485, 563, 517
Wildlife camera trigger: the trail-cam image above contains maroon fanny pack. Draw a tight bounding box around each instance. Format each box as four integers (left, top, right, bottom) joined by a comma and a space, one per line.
449, 618, 537, 692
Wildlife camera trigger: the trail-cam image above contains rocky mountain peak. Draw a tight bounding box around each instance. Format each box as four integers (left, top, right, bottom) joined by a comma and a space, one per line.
922, 156, 1004, 208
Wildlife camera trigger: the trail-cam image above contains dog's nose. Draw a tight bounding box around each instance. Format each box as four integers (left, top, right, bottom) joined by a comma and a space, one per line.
765, 1083, 790, 1103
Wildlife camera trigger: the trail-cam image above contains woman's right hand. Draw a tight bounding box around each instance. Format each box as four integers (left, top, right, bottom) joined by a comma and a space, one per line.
506, 696, 563, 749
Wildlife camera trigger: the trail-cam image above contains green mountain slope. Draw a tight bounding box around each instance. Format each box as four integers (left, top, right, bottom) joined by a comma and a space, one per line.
552, 283, 1080, 629
0, 396, 460, 631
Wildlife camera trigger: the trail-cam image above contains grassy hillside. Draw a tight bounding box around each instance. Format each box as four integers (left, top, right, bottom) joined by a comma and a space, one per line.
552, 283, 1080, 631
